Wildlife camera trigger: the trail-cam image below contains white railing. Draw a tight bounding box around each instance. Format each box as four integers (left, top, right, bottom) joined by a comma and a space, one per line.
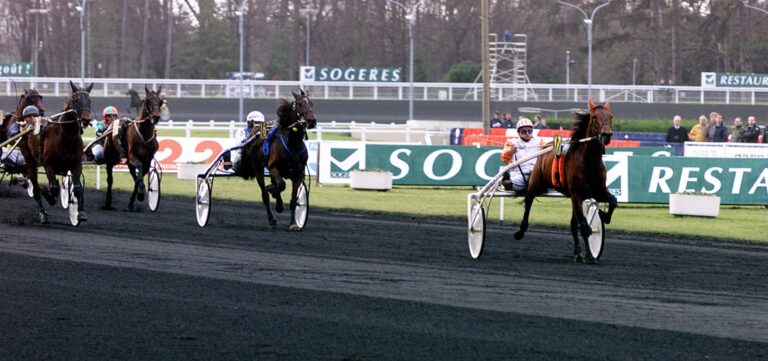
7, 76, 768, 105
150, 120, 448, 145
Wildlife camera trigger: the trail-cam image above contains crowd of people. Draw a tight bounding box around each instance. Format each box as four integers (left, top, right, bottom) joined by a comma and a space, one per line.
491, 112, 551, 130
667, 112, 763, 143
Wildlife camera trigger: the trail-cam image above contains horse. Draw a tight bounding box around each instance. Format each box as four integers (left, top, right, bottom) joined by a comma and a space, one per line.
239, 87, 316, 230
17, 81, 93, 224
513, 99, 618, 263
0, 89, 46, 145
101, 86, 163, 211
126, 89, 142, 115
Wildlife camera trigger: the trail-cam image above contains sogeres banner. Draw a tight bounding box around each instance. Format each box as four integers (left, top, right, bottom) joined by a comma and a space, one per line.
300, 66, 401, 82
317, 142, 767, 205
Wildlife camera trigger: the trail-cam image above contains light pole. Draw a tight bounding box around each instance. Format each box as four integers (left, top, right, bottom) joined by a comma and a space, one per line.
387, 0, 423, 121
299, 8, 319, 67
565, 50, 571, 85
27, 8, 48, 78
557, 0, 611, 100
235, 2, 246, 122
75, 0, 88, 86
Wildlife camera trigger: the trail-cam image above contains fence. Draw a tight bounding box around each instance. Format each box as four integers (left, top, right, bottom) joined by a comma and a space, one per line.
7, 77, 768, 105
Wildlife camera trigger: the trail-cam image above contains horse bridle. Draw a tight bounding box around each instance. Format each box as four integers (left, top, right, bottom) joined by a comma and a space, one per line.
136, 95, 163, 124
289, 95, 314, 129
47, 90, 91, 127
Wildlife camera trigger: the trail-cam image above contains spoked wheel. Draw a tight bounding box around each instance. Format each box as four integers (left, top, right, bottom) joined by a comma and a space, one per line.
147, 167, 161, 212
195, 177, 212, 227
60, 171, 72, 209
582, 198, 605, 261
293, 181, 309, 230
467, 199, 486, 259
25, 178, 34, 197
67, 180, 80, 227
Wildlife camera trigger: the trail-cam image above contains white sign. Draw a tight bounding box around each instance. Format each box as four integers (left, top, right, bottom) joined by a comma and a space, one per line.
683, 142, 768, 159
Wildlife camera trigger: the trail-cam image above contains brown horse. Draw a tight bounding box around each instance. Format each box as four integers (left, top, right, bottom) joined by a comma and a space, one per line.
239, 87, 316, 230
18, 81, 93, 224
514, 100, 618, 262
102, 86, 163, 211
0, 89, 46, 145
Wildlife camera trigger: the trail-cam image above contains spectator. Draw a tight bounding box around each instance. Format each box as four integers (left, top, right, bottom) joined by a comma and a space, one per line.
708, 113, 729, 142
666, 115, 689, 143
729, 117, 744, 143
534, 115, 550, 129
502, 112, 515, 128
490, 111, 503, 128
742, 116, 760, 143
688, 115, 708, 142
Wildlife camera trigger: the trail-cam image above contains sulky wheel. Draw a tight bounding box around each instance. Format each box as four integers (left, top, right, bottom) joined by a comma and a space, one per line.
60, 171, 71, 209
25, 177, 34, 197
582, 198, 605, 261
467, 199, 486, 259
293, 181, 309, 230
195, 177, 212, 227
147, 167, 161, 212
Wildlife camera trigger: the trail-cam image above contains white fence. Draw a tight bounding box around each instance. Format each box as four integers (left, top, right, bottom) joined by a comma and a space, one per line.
153, 120, 448, 145
6, 76, 768, 105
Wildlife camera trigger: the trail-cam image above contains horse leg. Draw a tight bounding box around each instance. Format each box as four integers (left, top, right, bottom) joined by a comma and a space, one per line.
71, 165, 87, 222
288, 178, 302, 231
255, 171, 276, 228
26, 163, 48, 224
596, 192, 618, 225
572, 197, 594, 263
41, 167, 58, 206
513, 193, 536, 240
126, 164, 140, 212
135, 160, 146, 202
570, 211, 583, 262
266, 169, 285, 213
103, 164, 116, 210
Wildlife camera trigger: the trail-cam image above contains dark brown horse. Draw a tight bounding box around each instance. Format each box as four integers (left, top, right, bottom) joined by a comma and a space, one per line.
102, 86, 163, 211
18, 81, 92, 224
514, 100, 618, 262
0, 89, 46, 145
239, 87, 316, 230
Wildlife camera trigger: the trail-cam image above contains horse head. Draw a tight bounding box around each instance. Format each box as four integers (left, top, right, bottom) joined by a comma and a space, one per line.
587, 99, 613, 145
291, 87, 316, 130
68, 80, 94, 128
142, 85, 164, 125
20, 88, 46, 116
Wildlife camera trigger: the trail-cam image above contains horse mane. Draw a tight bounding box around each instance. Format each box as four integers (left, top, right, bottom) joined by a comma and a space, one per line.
570, 110, 592, 140
276, 99, 292, 127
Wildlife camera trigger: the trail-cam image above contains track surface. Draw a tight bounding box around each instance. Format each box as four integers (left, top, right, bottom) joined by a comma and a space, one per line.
1, 186, 767, 360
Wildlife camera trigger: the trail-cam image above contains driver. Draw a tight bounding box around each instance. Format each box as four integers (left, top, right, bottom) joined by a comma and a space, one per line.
227, 110, 265, 171
87, 106, 119, 162
7, 105, 39, 139
500, 117, 543, 192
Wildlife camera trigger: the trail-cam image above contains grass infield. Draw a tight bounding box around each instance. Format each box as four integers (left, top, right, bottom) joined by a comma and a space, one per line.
79, 165, 766, 243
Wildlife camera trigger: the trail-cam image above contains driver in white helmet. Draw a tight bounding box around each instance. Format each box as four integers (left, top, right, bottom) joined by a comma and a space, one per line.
228, 110, 265, 171
500, 117, 543, 192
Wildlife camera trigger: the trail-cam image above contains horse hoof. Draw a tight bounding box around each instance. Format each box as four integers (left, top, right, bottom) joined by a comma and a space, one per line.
585, 257, 599, 265
599, 210, 612, 224
137, 191, 145, 202
289, 224, 302, 231
574, 254, 584, 263
38, 212, 49, 224
276, 203, 284, 213
513, 230, 525, 240
78, 211, 88, 222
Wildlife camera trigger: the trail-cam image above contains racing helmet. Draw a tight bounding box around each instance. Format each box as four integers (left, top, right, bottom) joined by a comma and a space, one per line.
247, 111, 265, 123
103, 106, 119, 117
516, 117, 533, 130
22, 105, 40, 117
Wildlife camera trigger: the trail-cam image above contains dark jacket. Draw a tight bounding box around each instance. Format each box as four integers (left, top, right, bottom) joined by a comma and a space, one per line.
491, 118, 503, 128
742, 124, 760, 143
666, 126, 689, 143
708, 123, 729, 142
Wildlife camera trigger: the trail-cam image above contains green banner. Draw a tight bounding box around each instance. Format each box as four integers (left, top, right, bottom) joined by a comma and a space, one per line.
300, 66, 401, 82
0, 62, 32, 77
701, 72, 768, 88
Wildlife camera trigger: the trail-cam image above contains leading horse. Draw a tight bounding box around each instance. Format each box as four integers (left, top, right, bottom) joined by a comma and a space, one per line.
514, 100, 618, 262
101, 86, 163, 211
239, 87, 316, 230
18, 81, 92, 223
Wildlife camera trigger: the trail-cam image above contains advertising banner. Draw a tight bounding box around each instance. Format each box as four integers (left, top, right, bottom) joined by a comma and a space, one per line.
701, 72, 768, 88
684, 142, 768, 159
317, 142, 767, 205
300, 66, 401, 82
0, 62, 32, 77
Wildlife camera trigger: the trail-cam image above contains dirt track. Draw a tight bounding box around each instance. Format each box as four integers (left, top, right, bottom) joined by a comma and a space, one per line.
1, 186, 767, 360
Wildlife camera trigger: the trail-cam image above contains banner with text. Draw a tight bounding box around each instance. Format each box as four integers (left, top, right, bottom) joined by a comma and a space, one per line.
300, 66, 401, 82
0, 62, 32, 77
317, 142, 767, 205
701, 72, 768, 88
